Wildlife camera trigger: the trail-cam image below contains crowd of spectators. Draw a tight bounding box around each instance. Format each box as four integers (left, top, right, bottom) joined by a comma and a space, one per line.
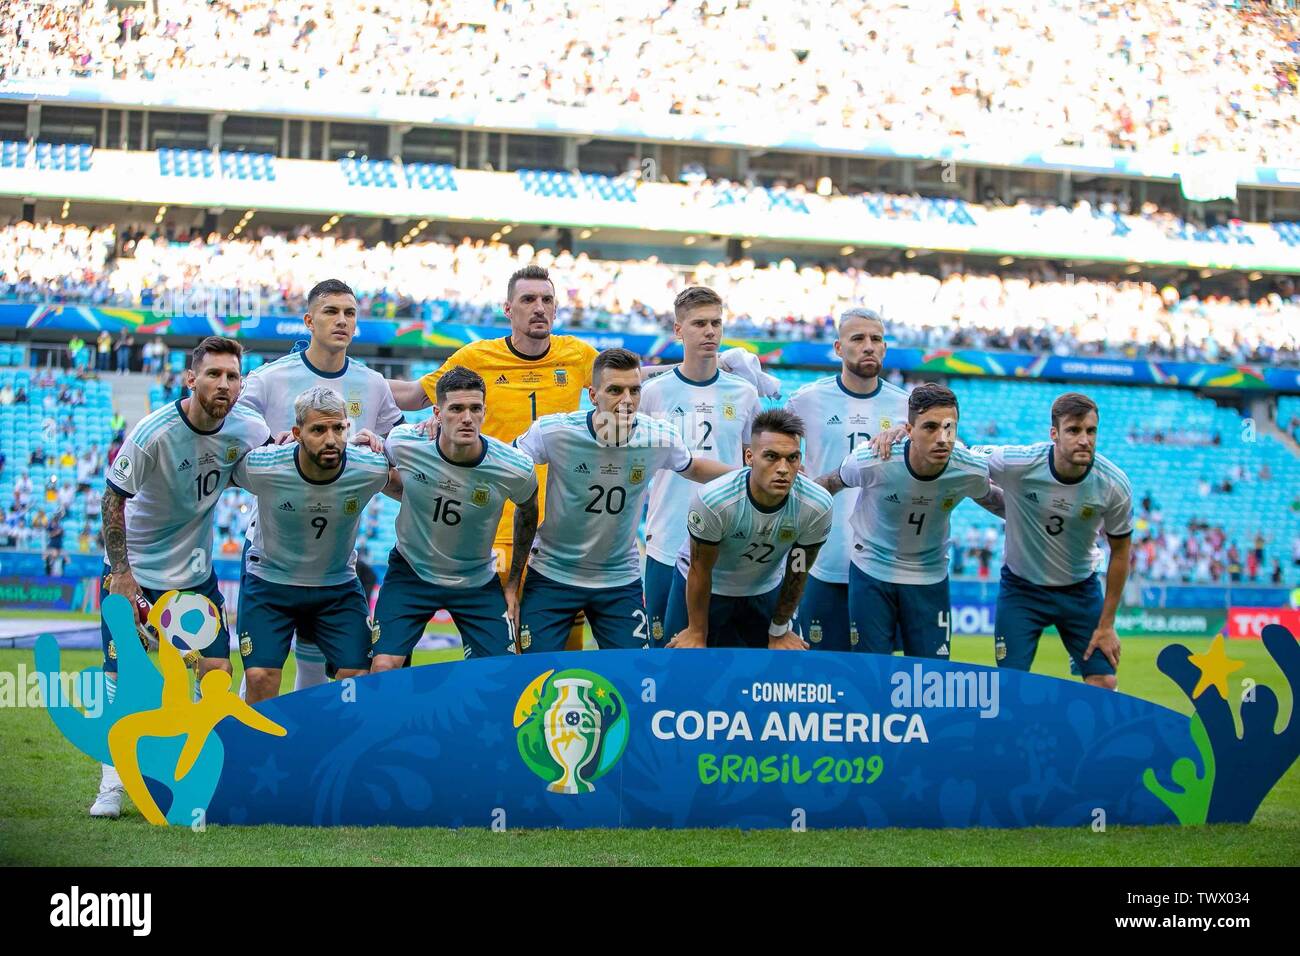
2, 221, 1299, 367
2, 1, 1298, 163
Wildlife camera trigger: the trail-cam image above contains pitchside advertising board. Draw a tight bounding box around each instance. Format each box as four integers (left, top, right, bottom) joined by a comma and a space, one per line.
33, 596, 1300, 830
1227, 607, 1300, 640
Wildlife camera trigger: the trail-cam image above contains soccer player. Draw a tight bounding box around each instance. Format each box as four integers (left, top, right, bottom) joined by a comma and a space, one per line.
664, 410, 834, 649
818, 383, 998, 659
786, 308, 909, 651
641, 286, 760, 645
92, 336, 269, 818
372, 366, 539, 667
387, 265, 774, 651
238, 279, 403, 689
511, 348, 732, 652
234, 386, 397, 703
970, 393, 1132, 689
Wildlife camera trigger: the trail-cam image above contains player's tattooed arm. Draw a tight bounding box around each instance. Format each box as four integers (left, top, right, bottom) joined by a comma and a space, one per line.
974, 482, 1006, 518
768, 544, 820, 650
667, 537, 719, 648
505, 490, 539, 593
102, 487, 141, 601
815, 470, 846, 495
638, 363, 677, 381
387, 377, 432, 411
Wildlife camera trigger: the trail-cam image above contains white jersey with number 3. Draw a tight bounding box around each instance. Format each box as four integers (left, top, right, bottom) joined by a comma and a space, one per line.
106, 401, 269, 590
970, 443, 1133, 586
640, 368, 759, 565
787, 374, 909, 584
839, 441, 990, 585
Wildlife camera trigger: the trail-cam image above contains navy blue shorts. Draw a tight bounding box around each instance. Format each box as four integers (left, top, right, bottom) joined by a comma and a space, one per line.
643, 555, 677, 647
374, 548, 515, 659
847, 563, 951, 659
662, 568, 784, 649
518, 569, 648, 653
99, 564, 230, 673
237, 572, 372, 673
797, 575, 851, 651
995, 566, 1113, 676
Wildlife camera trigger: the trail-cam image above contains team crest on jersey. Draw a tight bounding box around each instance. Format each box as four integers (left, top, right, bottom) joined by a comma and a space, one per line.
994, 638, 1007, 662
554, 368, 568, 386
629, 465, 646, 485
809, 624, 823, 645
880, 418, 892, 430
471, 485, 490, 507
652, 620, 663, 642
225, 445, 239, 463
849, 625, 859, 648
722, 403, 736, 420
239, 632, 252, 657
1080, 505, 1096, 519
369, 619, 381, 645
519, 625, 532, 651
941, 495, 957, 510
347, 400, 363, 417
778, 526, 796, 542
107, 639, 117, 661
343, 496, 360, 516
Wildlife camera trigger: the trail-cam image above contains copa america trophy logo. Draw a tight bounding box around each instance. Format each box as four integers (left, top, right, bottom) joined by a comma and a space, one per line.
514, 669, 629, 794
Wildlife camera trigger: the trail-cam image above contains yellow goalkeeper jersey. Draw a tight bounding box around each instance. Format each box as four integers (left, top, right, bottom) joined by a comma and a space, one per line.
419, 334, 599, 544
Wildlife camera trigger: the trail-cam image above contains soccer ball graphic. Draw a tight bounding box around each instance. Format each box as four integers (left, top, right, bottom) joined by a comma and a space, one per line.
148, 590, 221, 659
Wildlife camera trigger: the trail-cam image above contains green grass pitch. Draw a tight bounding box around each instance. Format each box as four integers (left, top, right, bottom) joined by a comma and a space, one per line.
1, 628, 1297, 866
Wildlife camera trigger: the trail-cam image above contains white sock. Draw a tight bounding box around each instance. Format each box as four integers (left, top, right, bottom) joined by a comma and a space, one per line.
104, 672, 116, 704
100, 762, 121, 789
238, 674, 247, 701
292, 639, 329, 690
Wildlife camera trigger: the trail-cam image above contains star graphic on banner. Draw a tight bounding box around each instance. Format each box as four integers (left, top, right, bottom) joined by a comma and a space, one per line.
900, 766, 928, 800
249, 754, 289, 796
1187, 634, 1245, 700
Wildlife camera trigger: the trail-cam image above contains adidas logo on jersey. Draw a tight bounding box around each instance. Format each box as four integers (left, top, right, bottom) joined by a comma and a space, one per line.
177, 458, 192, 472
885, 493, 902, 503
495, 375, 509, 385
574, 463, 590, 474
826, 415, 842, 425
731, 530, 746, 539
412, 471, 429, 484
278, 501, 295, 512
671, 406, 686, 416
1024, 491, 1039, 502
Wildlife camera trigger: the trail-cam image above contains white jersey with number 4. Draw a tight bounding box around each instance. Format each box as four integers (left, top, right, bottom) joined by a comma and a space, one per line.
677, 469, 834, 597
641, 368, 759, 565
515, 411, 692, 589
970, 443, 1133, 586
787, 374, 910, 584
106, 401, 269, 590
386, 425, 538, 588
839, 441, 990, 585
233, 445, 391, 587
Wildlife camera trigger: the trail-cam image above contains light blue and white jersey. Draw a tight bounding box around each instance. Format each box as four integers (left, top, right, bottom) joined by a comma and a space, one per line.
787, 374, 910, 584
105, 401, 269, 590
515, 411, 692, 588
237, 350, 403, 437
969, 442, 1133, 586
233, 445, 391, 587
640, 368, 760, 565
386, 425, 538, 588
676, 470, 833, 597
839, 441, 991, 585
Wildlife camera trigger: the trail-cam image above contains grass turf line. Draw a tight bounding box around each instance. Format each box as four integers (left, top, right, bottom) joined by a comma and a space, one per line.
0, 636, 1297, 866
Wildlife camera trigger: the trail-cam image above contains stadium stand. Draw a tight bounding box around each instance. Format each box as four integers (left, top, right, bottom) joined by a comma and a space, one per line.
3, 1, 1299, 164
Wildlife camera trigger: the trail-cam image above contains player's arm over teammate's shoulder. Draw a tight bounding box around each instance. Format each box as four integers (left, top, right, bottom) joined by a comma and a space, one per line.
816, 440, 891, 495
